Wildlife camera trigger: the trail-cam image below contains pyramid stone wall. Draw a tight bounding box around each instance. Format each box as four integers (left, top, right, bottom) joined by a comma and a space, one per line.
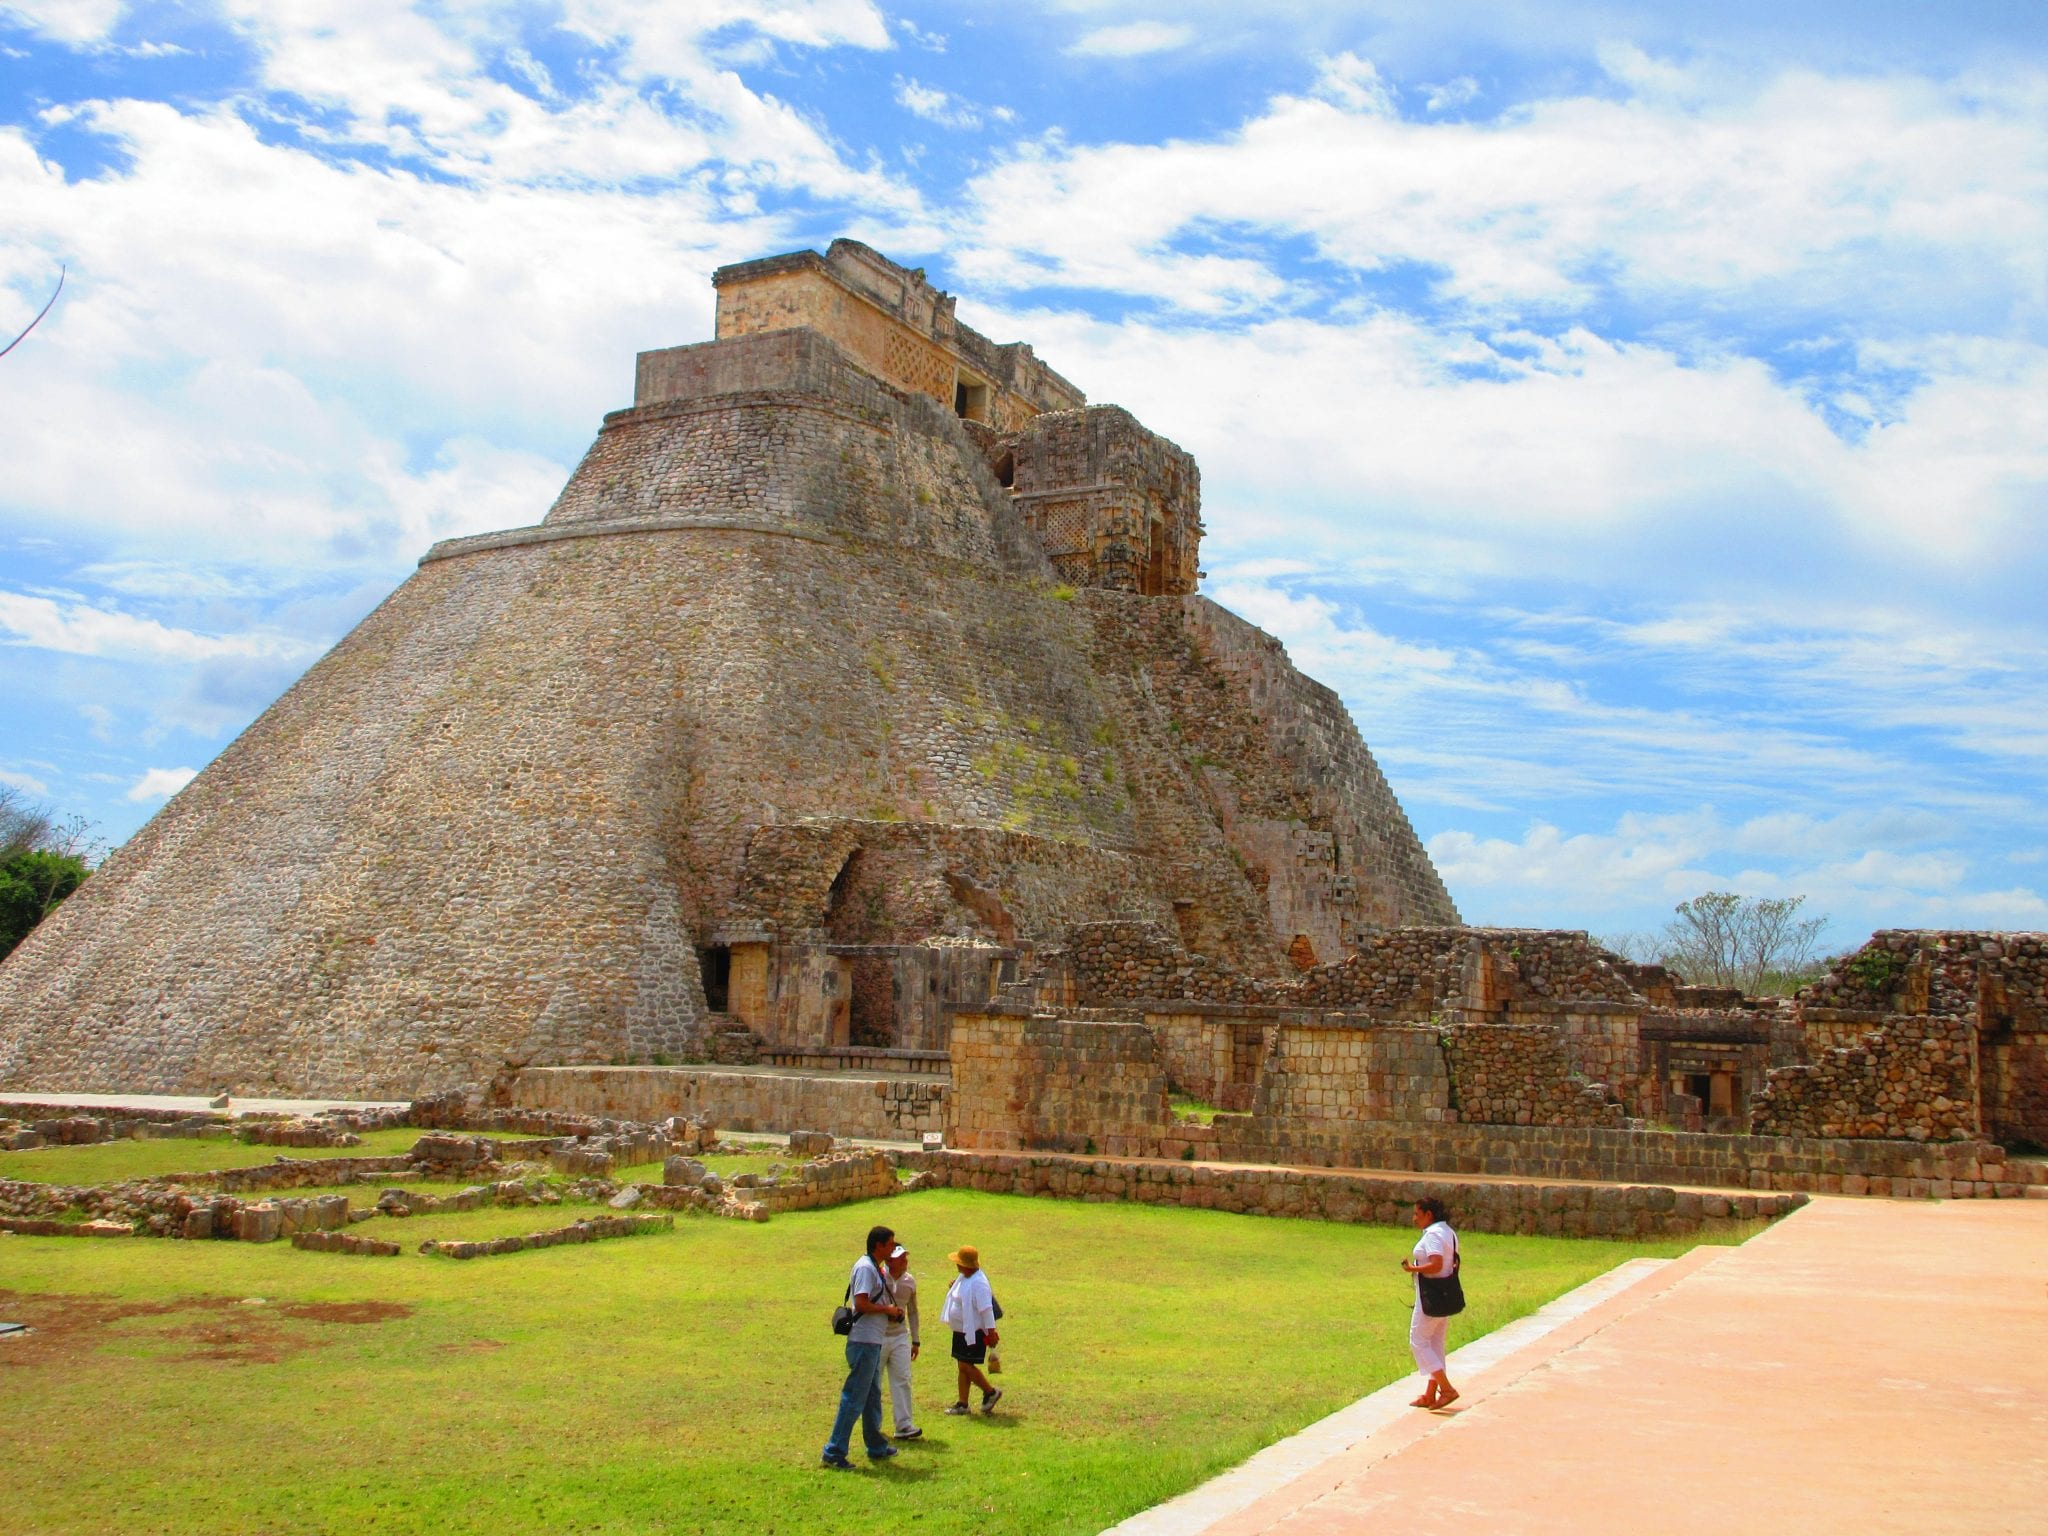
0, 253, 1459, 1100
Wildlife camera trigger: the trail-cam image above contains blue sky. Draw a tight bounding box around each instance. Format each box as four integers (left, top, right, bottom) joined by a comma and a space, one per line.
2, 1, 2044, 952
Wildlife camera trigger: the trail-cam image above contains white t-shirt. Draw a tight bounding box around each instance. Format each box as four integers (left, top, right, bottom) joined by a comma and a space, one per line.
847, 1254, 893, 1345
1411, 1221, 1458, 1299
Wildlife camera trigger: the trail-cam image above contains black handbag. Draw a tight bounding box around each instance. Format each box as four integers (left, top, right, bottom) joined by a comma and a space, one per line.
1417, 1250, 1465, 1318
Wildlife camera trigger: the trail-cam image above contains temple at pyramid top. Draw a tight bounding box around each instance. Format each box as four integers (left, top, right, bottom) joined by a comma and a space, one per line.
713, 238, 1087, 426
624, 239, 1203, 597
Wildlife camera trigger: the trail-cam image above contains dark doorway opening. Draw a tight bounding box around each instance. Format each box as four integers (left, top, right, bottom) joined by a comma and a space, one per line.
849, 955, 895, 1047
698, 945, 731, 1012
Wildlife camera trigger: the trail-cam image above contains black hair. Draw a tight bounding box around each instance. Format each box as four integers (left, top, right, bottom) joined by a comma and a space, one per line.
1415, 1197, 1450, 1225
865, 1224, 895, 1256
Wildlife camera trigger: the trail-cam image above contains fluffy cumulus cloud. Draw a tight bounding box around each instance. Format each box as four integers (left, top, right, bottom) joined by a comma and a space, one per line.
1067, 21, 1195, 58
1, 1, 2043, 942
125, 766, 197, 803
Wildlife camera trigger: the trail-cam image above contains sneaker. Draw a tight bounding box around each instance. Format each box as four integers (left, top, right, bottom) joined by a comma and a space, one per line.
944, 1402, 972, 1416
893, 1427, 923, 1441
981, 1388, 1004, 1414
821, 1455, 855, 1471
867, 1445, 900, 1462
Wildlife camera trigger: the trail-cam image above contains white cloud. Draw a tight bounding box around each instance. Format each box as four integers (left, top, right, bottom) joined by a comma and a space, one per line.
951, 55, 2048, 323
0, 592, 319, 665
894, 78, 982, 130
0, 0, 121, 46
0, 767, 50, 796
1068, 21, 1194, 58
1429, 807, 2040, 935
125, 766, 196, 803
1423, 76, 1479, 114
77, 702, 116, 743
1312, 52, 1397, 116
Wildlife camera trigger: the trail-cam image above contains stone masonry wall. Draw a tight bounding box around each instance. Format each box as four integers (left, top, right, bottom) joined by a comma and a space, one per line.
1802, 930, 2048, 1147
948, 1012, 1170, 1155
1440, 1025, 1625, 1128
1181, 600, 1459, 941
505, 1066, 945, 1141
1066, 921, 1640, 1017
944, 1008, 2044, 1197
921, 1149, 1804, 1238
1750, 1017, 1980, 1142
1252, 1021, 1452, 1124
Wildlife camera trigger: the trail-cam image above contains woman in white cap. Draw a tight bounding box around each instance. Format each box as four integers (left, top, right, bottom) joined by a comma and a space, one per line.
939, 1243, 1002, 1414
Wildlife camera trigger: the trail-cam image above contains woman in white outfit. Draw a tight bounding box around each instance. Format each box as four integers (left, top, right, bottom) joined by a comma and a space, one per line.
1402, 1197, 1460, 1410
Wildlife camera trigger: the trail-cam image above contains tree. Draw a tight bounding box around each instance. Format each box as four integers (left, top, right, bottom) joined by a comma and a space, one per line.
0, 787, 100, 962
1661, 891, 1830, 996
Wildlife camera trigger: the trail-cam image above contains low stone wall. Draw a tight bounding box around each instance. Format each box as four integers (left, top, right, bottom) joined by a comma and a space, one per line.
763, 1047, 950, 1075
1441, 1024, 1623, 1128
505, 1065, 946, 1141
1752, 1018, 1980, 1141
920, 1150, 1804, 1237
292, 1230, 402, 1256
734, 1149, 901, 1216
420, 1213, 672, 1259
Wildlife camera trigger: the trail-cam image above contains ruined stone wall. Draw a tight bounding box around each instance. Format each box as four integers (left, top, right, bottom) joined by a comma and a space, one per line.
1252, 1020, 1452, 1124
1180, 602, 1460, 943
943, 1008, 2037, 1195
507, 1065, 946, 1140
921, 1150, 1804, 1238
1440, 1025, 1625, 1128
948, 1012, 1172, 1155
1143, 1009, 1275, 1111
1065, 922, 1636, 1019
1751, 1017, 1980, 1142
1796, 931, 2047, 1147
1007, 406, 1201, 595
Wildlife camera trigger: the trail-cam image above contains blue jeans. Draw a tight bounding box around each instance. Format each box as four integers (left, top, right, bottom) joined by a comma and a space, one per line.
823, 1340, 888, 1461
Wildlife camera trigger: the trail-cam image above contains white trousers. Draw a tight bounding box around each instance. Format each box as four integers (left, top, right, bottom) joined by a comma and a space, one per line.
1409, 1304, 1450, 1375
883, 1329, 916, 1431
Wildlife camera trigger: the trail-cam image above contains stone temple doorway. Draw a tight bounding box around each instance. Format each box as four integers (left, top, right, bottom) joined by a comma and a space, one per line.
848, 955, 895, 1047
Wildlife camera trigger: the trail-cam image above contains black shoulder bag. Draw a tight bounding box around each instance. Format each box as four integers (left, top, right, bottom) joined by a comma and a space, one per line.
832, 1262, 892, 1335
1417, 1239, 1465, 1318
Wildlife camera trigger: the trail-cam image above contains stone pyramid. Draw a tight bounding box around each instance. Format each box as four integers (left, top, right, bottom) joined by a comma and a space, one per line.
0, 240, 1457, 1097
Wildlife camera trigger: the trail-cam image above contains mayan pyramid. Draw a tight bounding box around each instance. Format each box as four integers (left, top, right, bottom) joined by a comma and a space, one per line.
0, 240, 1458, 1098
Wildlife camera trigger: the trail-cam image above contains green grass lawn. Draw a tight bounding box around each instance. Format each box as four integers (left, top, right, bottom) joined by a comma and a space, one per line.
0, 1127, 429, 1185
1, 1132, 801, 1191
0, 1187, 1744, 1536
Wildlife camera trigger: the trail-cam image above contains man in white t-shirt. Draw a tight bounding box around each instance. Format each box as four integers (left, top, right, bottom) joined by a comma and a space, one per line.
883, 1243, 922, 1440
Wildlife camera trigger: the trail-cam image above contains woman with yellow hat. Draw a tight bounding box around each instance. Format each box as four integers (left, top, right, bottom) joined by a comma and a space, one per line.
939, 1243, 1003, 1414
